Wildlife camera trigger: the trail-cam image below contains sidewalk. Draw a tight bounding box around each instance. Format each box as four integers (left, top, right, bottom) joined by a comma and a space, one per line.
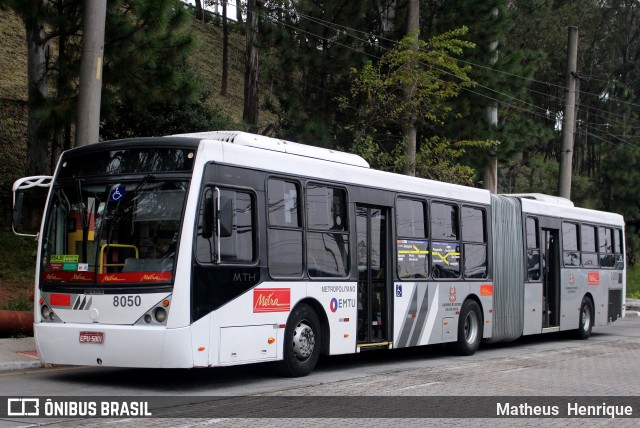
0, 336, 42, 372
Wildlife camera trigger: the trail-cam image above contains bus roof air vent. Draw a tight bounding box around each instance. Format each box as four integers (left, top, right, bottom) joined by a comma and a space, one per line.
169, 130, 370, 168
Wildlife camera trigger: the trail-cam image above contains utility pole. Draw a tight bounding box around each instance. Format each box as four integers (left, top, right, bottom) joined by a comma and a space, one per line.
401, 0, 419, 177
483, 7, 500, 194
75, 0, 107, 147
558, 26, 578, 199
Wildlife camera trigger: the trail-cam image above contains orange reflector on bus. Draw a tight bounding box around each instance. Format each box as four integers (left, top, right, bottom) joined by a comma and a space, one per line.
268, 337, 275, 344
197, 347, 205, 352
162, 299, 170, 308
39, 298, 44, 305
344, 334, 349, 338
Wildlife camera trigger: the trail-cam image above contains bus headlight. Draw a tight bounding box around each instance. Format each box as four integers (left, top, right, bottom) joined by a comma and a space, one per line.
134, 295, 171, 326
154, 307, 167, 323
41, 305, 52, 320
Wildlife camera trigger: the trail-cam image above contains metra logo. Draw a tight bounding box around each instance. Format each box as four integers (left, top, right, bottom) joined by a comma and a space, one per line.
329, 297, 357, 313
141, 274, 167, 281
588, 271, 600, 285
72, 273, 92, 281
103, 275, 125, 282
253, 288, 290, 313
44, 273, 63, 281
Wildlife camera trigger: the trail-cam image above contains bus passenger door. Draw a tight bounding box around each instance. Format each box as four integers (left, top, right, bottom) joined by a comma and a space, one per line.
356, 205, 391, 345
542, 228, 560, 328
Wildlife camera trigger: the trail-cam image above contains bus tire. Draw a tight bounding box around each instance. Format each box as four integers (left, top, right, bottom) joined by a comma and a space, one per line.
451, 299, 483, 356
574, 297, 594, 340
276, 303, 321, 377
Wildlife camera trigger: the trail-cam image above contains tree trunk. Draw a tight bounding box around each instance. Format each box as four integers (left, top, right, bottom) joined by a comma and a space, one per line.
236, 0, 244, 29
401, 0, 419, 177
221, 0, 229, 95
25, 1, 50, 176
243, 0, 259, 127
195, 0, 204, 22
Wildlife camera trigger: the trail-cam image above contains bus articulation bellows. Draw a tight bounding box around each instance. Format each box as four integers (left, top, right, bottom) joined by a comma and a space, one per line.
12, 131, 625, 377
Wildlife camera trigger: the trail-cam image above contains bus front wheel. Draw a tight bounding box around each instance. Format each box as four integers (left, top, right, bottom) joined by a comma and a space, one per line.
451, 299, 483, 356
277, 303, 321, 377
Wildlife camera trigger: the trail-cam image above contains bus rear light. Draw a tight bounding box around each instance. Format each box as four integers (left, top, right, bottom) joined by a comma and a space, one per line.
39, 298, 44, 305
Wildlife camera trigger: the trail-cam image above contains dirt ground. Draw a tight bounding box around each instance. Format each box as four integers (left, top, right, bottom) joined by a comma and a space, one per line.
0, 280, 34, 311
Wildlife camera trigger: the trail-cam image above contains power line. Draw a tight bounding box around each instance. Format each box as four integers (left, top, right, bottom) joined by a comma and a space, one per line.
256, 6, 640, 151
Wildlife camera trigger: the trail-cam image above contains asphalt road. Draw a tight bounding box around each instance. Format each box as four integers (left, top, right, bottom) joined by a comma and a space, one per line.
2, 317, 640, 427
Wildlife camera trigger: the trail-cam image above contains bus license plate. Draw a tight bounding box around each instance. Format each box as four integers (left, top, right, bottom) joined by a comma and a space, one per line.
79, 332, 104, 344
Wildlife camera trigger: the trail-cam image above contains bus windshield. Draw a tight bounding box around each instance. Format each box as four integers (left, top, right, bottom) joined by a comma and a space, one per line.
40, 178, 188, 286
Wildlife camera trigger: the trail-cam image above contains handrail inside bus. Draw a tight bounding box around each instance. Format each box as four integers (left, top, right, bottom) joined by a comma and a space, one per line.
99, 244, 139, 274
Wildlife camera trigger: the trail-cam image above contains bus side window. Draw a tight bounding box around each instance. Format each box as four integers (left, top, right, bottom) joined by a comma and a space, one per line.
526, 217, 541, 281
598, 227, 615, 268
562, 222, 580, 267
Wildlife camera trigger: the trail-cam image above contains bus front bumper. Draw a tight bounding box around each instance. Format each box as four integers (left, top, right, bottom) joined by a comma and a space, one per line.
35, 323, 194, 368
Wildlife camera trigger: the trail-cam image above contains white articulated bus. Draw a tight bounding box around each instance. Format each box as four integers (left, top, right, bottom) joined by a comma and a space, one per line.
12, 131, 626, 376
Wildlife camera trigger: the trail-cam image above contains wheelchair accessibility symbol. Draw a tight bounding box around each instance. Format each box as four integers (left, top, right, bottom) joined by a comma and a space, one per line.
110, 185, 126, 202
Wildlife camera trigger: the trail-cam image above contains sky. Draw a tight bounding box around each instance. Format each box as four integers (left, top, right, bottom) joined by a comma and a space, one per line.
184, 0, 241, 21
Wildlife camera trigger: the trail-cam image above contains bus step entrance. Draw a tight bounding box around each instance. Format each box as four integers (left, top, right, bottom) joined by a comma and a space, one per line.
356, 342, 393, 352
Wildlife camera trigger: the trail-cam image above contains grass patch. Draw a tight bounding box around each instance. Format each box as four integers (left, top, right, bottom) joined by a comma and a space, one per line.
627, 264, 640, 299
1, 297, 32, 311
0, 231, 37, 284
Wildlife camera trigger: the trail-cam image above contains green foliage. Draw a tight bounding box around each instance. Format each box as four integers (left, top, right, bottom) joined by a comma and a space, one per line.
260, 0, 375, 146
1, 297, 32, 312
101, 95, 241, 140
345, 27, 475, 133
627, 264, 640, 299
0, 231, 37, 285
341, 27, 479, 180
101, 0, 199, 121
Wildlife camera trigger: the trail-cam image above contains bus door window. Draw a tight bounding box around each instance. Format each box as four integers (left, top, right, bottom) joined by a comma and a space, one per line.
543, 228, 560, 328
356, 205, 388, 343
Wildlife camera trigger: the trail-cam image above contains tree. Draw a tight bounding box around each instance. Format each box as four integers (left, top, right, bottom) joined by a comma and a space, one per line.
220, 0, 229, 95
340, 27, 482, 180
5, 0, 203, 175
5, 0, 55, 175
243, 0, 259, 127
260, 0, 375, 144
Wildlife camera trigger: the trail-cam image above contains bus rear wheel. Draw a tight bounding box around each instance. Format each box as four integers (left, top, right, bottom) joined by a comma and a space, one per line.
574, 297, 594, 340
277, 303, 321, 377
451, 300, 483, 356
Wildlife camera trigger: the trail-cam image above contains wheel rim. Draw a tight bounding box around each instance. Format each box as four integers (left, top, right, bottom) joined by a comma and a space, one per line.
581, 303, 592, 332
464, 311, 479, 344
292, 320, 315, 361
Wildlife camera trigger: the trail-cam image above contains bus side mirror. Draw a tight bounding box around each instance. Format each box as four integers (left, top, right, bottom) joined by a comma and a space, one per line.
12, 192, 24, 234
218, 196, 233, 238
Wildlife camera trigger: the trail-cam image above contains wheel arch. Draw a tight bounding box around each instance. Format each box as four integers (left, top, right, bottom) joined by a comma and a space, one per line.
289, 297, 330, 355
465, 293, 485, 319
